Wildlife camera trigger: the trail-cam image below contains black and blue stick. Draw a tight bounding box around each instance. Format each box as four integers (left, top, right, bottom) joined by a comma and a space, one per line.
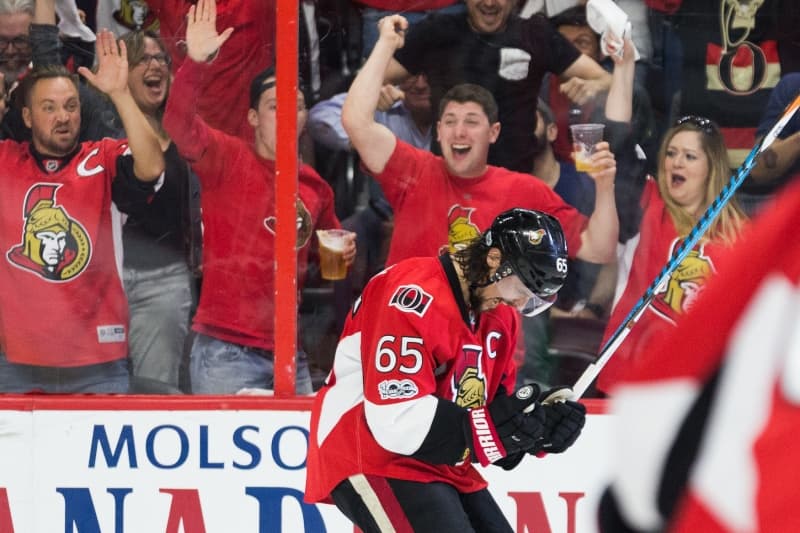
571, 93, 800, 399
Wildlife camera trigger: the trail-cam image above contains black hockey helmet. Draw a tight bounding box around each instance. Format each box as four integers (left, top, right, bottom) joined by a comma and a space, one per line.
482, 208, 568, 298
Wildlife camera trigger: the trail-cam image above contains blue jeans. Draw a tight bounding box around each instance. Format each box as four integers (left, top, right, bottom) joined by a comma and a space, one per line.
0, 353, 130, 393
189, 333, 313, 395
360, 4, 466, 59
124, 261, 194, 391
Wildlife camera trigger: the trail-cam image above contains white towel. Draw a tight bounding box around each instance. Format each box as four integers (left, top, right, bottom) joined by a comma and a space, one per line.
586, 0, 640, 61
56, 0, 96, 42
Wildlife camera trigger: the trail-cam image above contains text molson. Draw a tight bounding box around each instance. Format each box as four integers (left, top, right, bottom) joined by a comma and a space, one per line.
89, 424, 308, 470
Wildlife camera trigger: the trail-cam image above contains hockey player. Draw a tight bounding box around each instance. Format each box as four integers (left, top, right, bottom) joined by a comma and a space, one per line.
0, 31, 165, 393
305, 208, 587, 532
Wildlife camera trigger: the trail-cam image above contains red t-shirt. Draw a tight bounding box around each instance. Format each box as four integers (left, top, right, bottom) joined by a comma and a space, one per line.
164, 60, 339, 350
374, 140, 588, 266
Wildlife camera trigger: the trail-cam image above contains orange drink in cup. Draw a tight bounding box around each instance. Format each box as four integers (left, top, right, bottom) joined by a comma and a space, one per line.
569, 123, 604, 172
315, 229, 354, 280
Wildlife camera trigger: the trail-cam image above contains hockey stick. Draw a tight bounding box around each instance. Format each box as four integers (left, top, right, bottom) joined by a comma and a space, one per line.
570, 92, 800, 400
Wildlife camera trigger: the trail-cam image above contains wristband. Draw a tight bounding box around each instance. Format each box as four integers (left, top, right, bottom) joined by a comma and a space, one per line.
468, 406, 507, 466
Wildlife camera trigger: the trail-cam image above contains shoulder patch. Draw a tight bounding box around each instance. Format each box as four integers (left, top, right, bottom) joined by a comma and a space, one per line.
389, 284, 433, 317
378, 379, 419, 400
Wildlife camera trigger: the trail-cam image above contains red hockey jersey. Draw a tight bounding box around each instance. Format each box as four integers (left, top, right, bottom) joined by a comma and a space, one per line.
598, 179, 731, 393
599, 178, 800, 533
305, 256, 520, 503
0, 139, 132, 366
374, 140, 588, 266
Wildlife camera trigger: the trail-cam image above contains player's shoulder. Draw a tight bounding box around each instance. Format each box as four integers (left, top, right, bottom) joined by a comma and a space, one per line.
361, 256, 453, 317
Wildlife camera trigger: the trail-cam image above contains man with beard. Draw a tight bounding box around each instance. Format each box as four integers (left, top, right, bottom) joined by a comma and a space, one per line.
0, 31, 165, 393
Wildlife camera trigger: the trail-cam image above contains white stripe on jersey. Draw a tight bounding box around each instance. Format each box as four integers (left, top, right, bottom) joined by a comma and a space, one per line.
366, 395, 438, 456
350, 474, 397, 533
317, 332, 366, 446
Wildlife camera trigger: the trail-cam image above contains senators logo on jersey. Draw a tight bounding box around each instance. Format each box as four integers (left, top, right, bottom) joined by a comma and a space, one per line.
445, 204, 481, 254
7, 184, 91, 282
453, 345, 486, 409
389, 285, 433, 317
651, 240, 715, 324
263, 198, 313, 249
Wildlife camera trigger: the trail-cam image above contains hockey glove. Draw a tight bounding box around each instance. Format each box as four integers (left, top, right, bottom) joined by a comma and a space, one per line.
466, 384, 546, 466
538, 395, 586, 454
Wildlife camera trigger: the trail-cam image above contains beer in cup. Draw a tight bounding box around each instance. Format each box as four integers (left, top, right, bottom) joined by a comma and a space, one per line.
569, 123, 604, 172
315, 229, 354, 280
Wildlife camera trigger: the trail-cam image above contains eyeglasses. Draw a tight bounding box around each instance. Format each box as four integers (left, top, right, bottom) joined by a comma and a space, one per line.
0, 36, 31, 50
675, 115, 718, 135
135, 53, 170, 67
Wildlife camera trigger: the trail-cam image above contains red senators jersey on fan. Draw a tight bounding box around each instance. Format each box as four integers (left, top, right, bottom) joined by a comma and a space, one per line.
0, 139, 132, 366
164, 60, 340, 351
373, 140, 588, 267
598, 179, 730, 393
305, 255, 519, 503
599, 179, 800, 533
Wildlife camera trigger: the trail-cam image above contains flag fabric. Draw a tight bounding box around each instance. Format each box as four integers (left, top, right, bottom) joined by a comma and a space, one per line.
598, 178, 800, 532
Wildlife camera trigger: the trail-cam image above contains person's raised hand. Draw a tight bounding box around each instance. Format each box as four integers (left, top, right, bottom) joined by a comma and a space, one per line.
586, 141, 616, 187
377, 14, 408, 51
377, 84, 404, 112
185, 0, 234, 63
78, 30, 129, 98
559, 77, 607, 106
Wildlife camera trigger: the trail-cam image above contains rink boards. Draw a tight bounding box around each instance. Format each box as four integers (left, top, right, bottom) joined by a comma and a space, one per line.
0, 397, 612, 533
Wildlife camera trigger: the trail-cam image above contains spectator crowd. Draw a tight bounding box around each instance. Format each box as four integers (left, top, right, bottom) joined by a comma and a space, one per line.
0, 0, 797, 396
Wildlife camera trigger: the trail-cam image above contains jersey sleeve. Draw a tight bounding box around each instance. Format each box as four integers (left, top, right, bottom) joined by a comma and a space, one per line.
357, 276, 470, 464
369, 140, 426, 210
163, 59, 243, 191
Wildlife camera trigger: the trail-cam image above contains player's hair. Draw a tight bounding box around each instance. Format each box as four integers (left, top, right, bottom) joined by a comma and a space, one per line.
0, 0, 35, 16
452, 237, 494, 312
20, 65, 80, 108
438, 83, 498, 123
656, 117, 748, 245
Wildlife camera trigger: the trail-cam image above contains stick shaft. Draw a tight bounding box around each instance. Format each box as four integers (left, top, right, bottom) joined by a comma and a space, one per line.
571, 93, 800, 399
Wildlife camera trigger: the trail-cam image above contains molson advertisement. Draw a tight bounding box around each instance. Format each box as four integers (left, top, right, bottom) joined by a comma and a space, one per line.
0, 399, 612, 532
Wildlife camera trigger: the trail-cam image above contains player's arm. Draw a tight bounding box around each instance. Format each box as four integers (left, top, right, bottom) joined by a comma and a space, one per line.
362, 306, 545, 467
78, 31, 164, 181
341, 15, 404, 175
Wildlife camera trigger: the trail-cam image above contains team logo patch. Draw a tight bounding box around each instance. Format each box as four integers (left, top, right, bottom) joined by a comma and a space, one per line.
7, 184, 91, 281
263, 199, 313, 248
389, 285, 433, 317
528, 229, 546, 246
378, 379, 419, 400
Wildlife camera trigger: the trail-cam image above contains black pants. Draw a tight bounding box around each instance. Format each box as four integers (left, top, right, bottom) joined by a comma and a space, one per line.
330, 475, 513, 533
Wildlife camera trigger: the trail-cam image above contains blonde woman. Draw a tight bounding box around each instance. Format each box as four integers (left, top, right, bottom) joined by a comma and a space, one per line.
598, 116, 748, 394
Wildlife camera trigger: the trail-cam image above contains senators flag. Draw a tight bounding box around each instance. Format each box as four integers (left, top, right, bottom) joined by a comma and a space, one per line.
598, 179, 800, 532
